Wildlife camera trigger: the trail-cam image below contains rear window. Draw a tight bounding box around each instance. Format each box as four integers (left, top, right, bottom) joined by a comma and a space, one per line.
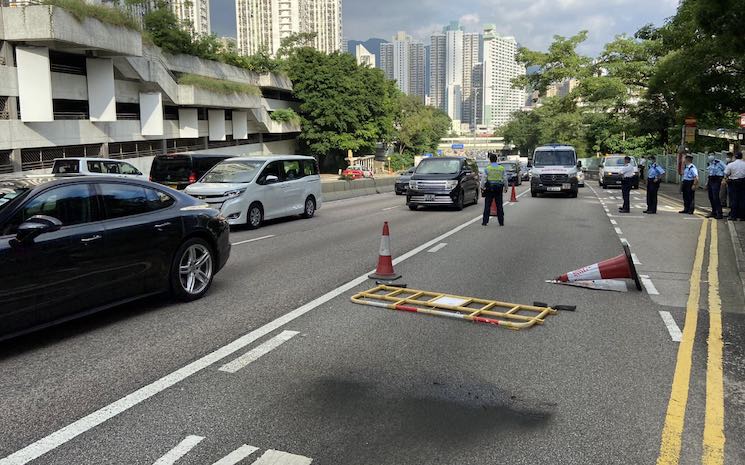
52, 160, 80, 174
150, 155, 193, 182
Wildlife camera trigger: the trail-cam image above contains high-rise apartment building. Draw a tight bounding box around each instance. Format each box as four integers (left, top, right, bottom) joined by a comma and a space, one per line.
355, 44, 375, 67
462, 32, 481, 128
236, 0, 342, 56
167, 0, 210, 36
444, 22, 463, 127
429, 33, 446, 112
380, 32, 425, 103
481, 24, 525, 129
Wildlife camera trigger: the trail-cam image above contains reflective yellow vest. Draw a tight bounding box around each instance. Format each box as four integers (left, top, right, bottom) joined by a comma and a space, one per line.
486, 164, 505, 185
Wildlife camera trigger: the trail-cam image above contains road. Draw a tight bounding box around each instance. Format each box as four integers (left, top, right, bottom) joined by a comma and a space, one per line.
0, 185, 743, 464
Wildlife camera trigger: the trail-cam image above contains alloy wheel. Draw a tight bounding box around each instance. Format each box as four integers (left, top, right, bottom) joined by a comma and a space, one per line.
178, 244, 213, 295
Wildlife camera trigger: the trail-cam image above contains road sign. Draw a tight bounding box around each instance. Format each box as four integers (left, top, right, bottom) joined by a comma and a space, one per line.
685, 116, 697, 127
739, 113, 745, 128
423, 153, 433, 157
437, 149, 443, 155
685, 126, 696, 143
451, 143, 465, 149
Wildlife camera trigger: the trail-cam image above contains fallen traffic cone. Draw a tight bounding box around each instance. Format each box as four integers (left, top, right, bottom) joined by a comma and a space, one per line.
510, 185, 518, 202
554, 244, 642, 291
369, 221, 401, 281
490, 199, 498, 216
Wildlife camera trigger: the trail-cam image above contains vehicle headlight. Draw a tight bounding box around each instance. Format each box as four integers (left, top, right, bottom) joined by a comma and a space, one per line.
444, 180, 458, 190
224, 189, 246, 198
409, 180, 417, 189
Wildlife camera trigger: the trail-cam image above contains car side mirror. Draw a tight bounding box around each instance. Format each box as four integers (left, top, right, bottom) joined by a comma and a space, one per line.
16, 215, 62, 244
577, 161, 582, 168
264, 175, 279, 184
598, 164, 604, 168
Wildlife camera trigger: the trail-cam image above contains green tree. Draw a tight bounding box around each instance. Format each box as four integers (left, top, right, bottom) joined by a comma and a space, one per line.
394, 95, 451, 157
142, 6, 193, 55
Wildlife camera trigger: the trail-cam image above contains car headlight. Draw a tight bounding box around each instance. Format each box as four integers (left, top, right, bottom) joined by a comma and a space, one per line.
444, 180, 458, 190
409, 180, 416, 189
224, 189, 246, 198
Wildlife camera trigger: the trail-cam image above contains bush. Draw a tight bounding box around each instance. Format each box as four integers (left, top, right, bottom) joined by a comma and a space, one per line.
41, 0, 141, 30
270, 108, 300, 123
178, 74, 260, 96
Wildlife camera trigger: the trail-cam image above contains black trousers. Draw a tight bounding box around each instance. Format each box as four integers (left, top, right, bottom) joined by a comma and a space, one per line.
707, 176, 723, 217
621, 178, 632, 210
482, 187, 504, 225
682, 180, 695, 213
731, 179, 745, 220
646, 179, 659, 213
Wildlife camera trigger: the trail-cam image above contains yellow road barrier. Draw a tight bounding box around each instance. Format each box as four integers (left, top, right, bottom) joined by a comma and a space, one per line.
351, 285, 559, 330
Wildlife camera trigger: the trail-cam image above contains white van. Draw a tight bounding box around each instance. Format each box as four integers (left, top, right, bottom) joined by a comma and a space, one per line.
529, 145, 580, 198
184, 155, 322, 229
51, 157, 146, 180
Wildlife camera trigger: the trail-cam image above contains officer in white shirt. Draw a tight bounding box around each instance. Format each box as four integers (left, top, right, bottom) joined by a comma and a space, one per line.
725, 151, 745, 221
618, 156, 635, 213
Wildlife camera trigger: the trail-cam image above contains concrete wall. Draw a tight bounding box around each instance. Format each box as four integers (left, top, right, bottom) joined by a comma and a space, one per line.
86, 58, 116, 122
321, 177, 396, 201
16, 46, 53, 122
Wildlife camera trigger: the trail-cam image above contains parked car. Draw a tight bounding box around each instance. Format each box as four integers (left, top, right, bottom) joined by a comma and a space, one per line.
407, 157, 480, 210
150, 152, 235, 190
0, 176, 230, 341
394, 167, 415, 195
498, 161, 522, 186
341, 165, 373, 179
599, 155, 639, 189
184, 155, 322, 229
52, 158, 146, 180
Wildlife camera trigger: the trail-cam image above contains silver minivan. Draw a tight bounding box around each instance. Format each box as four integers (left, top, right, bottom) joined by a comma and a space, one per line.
185, 155, 322, 229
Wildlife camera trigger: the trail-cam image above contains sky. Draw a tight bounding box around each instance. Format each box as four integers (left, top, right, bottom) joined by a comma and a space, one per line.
210, 0, 680, 55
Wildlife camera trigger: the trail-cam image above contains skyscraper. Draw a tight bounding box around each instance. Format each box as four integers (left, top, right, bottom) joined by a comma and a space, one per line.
462, 33, 482, 129
236, 0, 342, 56
167, 0, 210, 36
429, 33, 446, 112
481, 24, 526, 129
444, 22, 463, 127
380, 32, 425, 103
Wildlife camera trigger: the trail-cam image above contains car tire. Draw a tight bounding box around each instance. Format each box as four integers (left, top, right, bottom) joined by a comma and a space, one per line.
171, 238, 215, 302
247, 202, 263, 229
301, 196, 316, 219
531, 190, 537, 198
472, 188, 479, 205
408, 204, 418, 211
455, 190, 464, 211
570, 191, 578, 198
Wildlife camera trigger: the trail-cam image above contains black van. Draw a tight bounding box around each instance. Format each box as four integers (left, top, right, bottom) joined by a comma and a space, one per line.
406, 157, 480, 210
150, 153, 235, 190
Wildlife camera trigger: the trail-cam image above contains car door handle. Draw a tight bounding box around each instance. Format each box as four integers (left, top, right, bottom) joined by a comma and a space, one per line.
80, 235, 102, 243
154, 222, 172, 229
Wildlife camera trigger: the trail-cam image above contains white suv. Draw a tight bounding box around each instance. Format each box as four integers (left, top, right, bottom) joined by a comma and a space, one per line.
185, 155, 322, 229
51, 158, 146, 179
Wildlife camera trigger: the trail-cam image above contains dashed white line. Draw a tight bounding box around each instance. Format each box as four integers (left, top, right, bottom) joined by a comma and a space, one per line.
614, 227, 623, 235
232, 235, 275, 246
382, 205, 399, 211
640, 275, 659, 295
427, 243, 448, 253
610, 219, 618, 225
659, 311, 683, 342
219, 331, 300, 374
212, 445, 260, 465
251, 450, 313, 465
631, 253, 641, 265
620, 238, 630, 246
153, 436, 204, 465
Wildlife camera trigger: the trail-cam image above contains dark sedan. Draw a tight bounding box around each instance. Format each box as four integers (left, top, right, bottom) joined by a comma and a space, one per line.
394, 167, 415, 195
0, 176, 231, 341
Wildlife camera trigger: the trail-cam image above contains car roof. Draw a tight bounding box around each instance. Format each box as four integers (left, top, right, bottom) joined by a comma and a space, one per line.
535, 145, 575, 150
422, 156, 467, 161
53, 157, 132, 163
223, 155, 315, 163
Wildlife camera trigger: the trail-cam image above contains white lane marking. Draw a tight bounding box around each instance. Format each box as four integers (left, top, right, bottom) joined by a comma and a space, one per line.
659, 311, 683, 342
153, 436, 204, 465
251, 450, 313, 465
212, 445, 260, 465
631, 253, 641, 265
219, 331, 300, 374
621, 238, 630, 246
610, 219, 618, 225
0, 187, 530, 465
684, 217, 704, 220
640, 274, 659, 295
614, 227, 623, 235
231, 235, 275, 246
382, 205, 399, 211
607, 215, 645, 219
427, 243, 448, 253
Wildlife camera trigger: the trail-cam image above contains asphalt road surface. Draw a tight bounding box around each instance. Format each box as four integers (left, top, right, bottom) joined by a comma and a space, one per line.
1, 185, 743, 464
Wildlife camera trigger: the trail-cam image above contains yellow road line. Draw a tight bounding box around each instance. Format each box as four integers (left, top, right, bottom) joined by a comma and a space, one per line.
657, 220, 709, 465
703, 220, 725, 464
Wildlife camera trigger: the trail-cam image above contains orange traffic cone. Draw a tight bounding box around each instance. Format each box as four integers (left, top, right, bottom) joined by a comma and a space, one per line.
369, 222, 401, 280
510, 185, 518, 202
554, 244, 642, 290
490, 199, 498, 216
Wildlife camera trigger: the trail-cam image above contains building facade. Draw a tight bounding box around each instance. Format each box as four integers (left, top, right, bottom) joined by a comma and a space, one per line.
0, 4, 299, 175
380, 32, 425, 103
236, 0, 342, 56
429, 33, 446, 112
355, 44, 375, 67
167, 0, 210, 36
481, 24, 525, 130
444, 22, 463, 128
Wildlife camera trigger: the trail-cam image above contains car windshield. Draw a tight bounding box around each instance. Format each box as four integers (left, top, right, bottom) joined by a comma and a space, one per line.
533, 150, 576, 166
605, 157, 635, 166
416, 159, 461, 174
0, 184, 30, 212
201, 160, 265, 183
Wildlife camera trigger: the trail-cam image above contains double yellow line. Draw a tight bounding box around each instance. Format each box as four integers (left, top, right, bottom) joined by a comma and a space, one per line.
657, 220, 725, 465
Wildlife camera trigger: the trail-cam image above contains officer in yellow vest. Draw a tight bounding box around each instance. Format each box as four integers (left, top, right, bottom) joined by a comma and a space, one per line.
481, 153, 507, 226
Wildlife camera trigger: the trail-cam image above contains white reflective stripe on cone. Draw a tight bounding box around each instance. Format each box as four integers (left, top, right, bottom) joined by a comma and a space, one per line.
379, 235, 391, 256
565, 263, 602, 281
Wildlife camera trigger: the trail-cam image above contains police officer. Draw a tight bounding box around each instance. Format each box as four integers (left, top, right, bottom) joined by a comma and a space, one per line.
725, 151, 745, 221
481, 153, 507, 226
680, 155, 699, 214
706, 155, 725, 219
643, 155, 665, 214
618, 156, 635, 213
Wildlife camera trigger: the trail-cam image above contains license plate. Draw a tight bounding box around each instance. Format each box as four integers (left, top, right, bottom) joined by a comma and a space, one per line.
425, 194, 435, 201
562, 183, 571, 189
548, 187, 561, 192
